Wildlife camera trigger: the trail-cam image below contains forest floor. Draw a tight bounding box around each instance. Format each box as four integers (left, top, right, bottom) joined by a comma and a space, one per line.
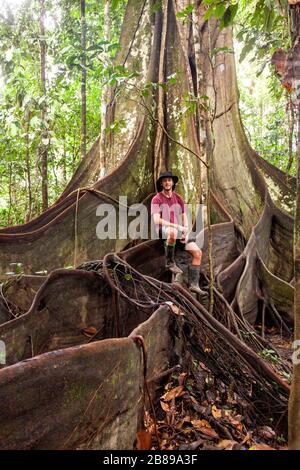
140, 328, 292, 451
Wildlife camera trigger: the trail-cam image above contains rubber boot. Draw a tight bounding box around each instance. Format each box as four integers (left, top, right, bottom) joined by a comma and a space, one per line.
188, 265, 208, 299
165, 242, 183, 274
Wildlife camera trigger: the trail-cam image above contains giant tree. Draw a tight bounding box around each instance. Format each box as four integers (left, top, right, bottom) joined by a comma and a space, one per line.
0, 0, 295, 360
0, 0, 297, 449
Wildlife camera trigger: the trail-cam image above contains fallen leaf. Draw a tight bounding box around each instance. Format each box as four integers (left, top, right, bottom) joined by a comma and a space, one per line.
82, 326, 97, 337
136, 430, 152, 450
191, 419, 211, 429
160, 400, 170, 412
241, 432, 252, 445
257, 426, 276, 440
161, 385, 185, 401
217, 439, 238, 450
197, 426, 219, 439
170, 304, 184, 316
211, 405, 222, 419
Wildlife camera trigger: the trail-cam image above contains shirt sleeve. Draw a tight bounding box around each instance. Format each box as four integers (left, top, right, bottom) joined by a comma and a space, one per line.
151, 195, 161, 216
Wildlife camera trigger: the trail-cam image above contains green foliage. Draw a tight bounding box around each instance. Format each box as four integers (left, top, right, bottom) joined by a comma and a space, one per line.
0, 0, 126, 227
203, 0, 239, 27
176, 4, 194, 19
234, 1, 295, 176
259, 348, 280, 363
237, 57, 296, 176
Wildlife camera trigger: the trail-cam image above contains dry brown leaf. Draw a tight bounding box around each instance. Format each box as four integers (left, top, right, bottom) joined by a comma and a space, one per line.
161, 385, 184, 401
241, 432, 252, 445
160, 400, 170, 412
197, 426, 219, 439
136, 430, 152, 450
170, 304, 184, 316
82, 326, 97, 337
191, 419, 211, 429
217, 439, 238, 450
182, 415, 191, 423
257, 426, 276, 440
211, 405, 222, 419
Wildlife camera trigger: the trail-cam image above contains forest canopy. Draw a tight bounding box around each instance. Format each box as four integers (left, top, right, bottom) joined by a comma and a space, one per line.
0, 0, 296, 227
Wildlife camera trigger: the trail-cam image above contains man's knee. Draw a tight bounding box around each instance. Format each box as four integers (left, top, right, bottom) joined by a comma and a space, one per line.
167, 227, 178, 242
194, 249, 202, 261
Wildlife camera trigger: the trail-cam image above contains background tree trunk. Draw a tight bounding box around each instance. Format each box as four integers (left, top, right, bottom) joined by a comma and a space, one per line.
25, 117, 32, 222
80, 0, 87, 160
99, 0, 110, 177
288, 1, 300, 451
38, 0, 48, 212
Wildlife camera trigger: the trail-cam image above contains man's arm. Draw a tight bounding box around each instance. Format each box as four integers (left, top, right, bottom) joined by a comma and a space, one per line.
153, 213, 186, 231
182, 212, 189, 229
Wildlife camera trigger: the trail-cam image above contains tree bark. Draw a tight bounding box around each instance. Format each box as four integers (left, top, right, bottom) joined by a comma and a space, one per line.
39, 0, 48, 212
99, 0, 110, 177
80, 0, 87, 160
25, 118, 32, 222
288, 1, 300, 450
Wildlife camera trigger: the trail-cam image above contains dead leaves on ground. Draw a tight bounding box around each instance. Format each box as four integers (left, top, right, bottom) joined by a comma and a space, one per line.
145, 361, 287, 451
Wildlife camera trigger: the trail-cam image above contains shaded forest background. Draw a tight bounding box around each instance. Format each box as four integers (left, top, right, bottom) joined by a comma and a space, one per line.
0, 0, 296, 227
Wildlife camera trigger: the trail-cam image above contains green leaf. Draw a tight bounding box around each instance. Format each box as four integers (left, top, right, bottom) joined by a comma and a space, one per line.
202, 0, 221, 4
167, 73, 177, 85
239, 37, 256, 62
111, 0, 121, 9
204, 4, 216, 21
214, 4, 226, 19
263, 5, 275, 32
9, 122, 19, 137
252, 0, 264, 25
221, 3, 239, 28
265, 0, 273, 9
235, 29, 245, 42
30, 116, 42, 127
176, 4, 194, 19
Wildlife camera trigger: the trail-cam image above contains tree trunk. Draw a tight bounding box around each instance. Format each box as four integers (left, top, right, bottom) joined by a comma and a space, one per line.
80, 0, 87, 160
289, 104, 300, 449
39, 0, 48, 212
25, 118, 32, 222
0, 0, 295, 324
99, 0, 110, 177
288, 1, 300, 451
286, 94, 295, 174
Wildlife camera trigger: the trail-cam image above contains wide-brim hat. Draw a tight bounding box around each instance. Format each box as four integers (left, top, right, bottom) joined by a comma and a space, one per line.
156, 171, 179, 192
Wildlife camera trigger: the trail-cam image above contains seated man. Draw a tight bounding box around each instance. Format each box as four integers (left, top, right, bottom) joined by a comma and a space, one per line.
151, 171, 207, 296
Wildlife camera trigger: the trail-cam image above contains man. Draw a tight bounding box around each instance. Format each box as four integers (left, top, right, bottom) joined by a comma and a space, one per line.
151, 170, 207, 297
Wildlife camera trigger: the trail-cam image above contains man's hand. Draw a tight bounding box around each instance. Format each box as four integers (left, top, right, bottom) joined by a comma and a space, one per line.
177, 224, 188, 242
